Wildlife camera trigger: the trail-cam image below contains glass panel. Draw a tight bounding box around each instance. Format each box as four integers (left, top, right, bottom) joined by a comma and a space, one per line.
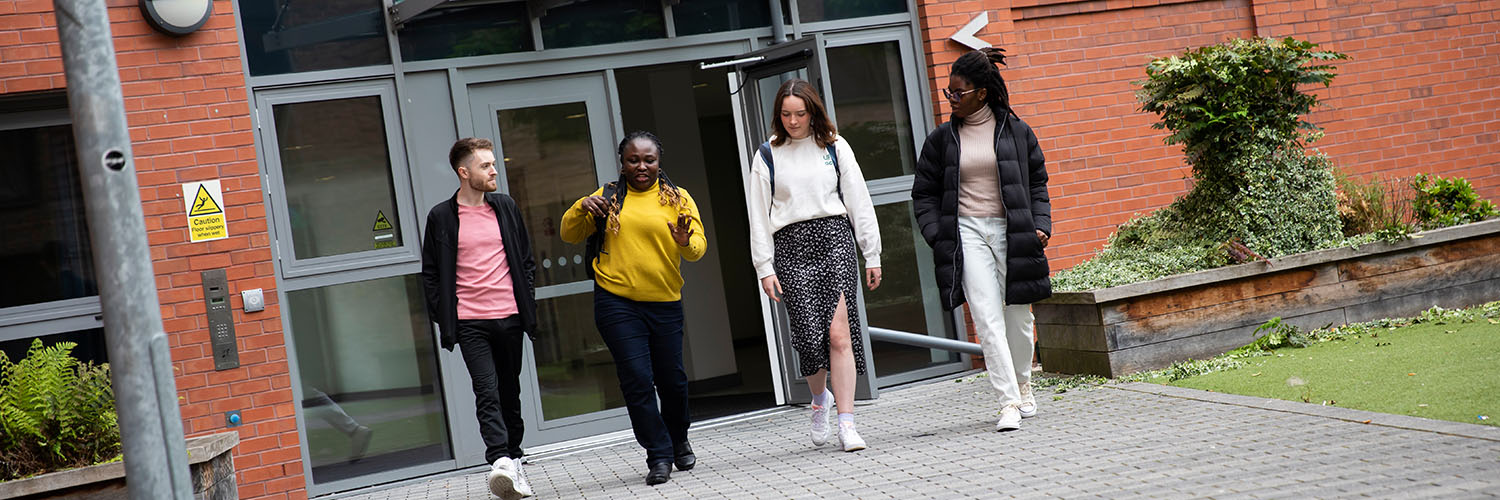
0, 124, 98, 309
238, 0, 390, 76
496, 102, 598, 288
273, 96, 404, 260
672, 0, 770, 36
795, 0, 905, 22
532, 293, 623, 420
398, 2, 534, 61
286, 274, 450, 483
539, 0, 665, 49
865, 201, 958, 377
0, 328, 107, 367
828, 41, 915, 179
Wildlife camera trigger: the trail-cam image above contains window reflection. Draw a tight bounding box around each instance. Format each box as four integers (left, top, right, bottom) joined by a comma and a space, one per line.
539, 0, 665, 49
399, 2, 534, 61
865, 202, 957, 377
532, 293, 624, 420
496, 102, 598, 288
828, 41, 916, 180
273, 96, 404, 259
673, 0, 771, 36
238, 0, 390, 76
795, 0, 905, 22
287, 275, 450, 483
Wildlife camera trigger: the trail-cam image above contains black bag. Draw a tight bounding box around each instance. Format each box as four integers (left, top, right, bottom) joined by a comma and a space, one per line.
583, 182, 620, 279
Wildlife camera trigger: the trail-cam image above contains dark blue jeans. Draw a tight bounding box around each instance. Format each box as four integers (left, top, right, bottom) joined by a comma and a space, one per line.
594, 286, 689, 466
456, 316, 526, 464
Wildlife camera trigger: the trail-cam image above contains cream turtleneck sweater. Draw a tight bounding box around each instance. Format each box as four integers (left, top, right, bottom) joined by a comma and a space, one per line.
957, 105, 1004, 217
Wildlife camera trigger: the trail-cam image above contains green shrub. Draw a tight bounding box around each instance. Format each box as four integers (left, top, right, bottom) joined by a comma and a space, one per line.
1410, 173, 1498, 229
0, 339, 120, 481
1054, 38, 1348, 291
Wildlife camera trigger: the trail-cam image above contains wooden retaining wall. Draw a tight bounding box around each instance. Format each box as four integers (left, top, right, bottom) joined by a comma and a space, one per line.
1035, 219, 1500, 377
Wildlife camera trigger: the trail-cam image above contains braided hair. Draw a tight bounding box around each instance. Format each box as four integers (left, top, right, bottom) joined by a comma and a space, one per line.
951, 47, 1012, 116
602, 130, 690, 234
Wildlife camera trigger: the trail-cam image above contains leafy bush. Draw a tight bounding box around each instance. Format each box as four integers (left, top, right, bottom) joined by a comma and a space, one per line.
0, 339, 119, 481
1410, 173, 1498, 229
1055, 38, 1347, 291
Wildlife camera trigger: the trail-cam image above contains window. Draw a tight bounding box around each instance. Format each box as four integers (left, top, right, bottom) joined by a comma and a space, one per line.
795, 0, 905, 22
539, 0, 666, 49
398, 2, 534, 61
237, 0, 391, 76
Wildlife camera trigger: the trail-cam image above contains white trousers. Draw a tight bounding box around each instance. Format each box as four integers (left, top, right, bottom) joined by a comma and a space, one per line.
959, 216, 1035, 407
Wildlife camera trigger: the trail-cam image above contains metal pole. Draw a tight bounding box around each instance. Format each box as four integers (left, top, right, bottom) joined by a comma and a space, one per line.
51, 1, 194, 499
768, 0, 787, 43
868, 327, 984, 356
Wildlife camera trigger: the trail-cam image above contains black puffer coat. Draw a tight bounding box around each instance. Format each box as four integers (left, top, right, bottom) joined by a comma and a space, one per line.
912, 109, 1052, 310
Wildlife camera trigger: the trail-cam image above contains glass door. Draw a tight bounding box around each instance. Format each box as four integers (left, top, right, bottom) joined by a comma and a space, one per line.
466, 74, 633, 445
256, 81, 453, 495
729, 35, 881, 405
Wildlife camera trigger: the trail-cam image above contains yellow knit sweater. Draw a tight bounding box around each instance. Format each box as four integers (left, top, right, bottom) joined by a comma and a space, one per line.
561, 180, 707, 302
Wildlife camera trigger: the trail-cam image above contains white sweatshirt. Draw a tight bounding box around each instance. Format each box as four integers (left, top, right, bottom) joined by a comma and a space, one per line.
747, 135, 882, 279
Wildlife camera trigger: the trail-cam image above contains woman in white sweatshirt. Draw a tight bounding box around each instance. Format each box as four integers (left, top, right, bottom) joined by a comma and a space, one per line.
747, 78, 882, 452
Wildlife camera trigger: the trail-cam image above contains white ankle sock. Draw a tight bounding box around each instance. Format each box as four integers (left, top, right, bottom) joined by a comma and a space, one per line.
838, 413, 854, 426
812, 389, 830, 407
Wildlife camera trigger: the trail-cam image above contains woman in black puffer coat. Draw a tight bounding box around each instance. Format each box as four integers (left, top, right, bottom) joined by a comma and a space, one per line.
912, 48, 1052, 431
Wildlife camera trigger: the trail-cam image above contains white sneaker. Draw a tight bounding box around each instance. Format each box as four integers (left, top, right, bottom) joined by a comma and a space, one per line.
514, 461, 534, 498
1018, 383, 1038, 418
810, 399, 831, 446
996, 404, 1021, 432
487, 457, 523, 500
837, 421, 866, 452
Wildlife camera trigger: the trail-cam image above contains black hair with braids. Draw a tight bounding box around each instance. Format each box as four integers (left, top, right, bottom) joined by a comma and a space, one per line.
601, 130, 689, 234
951, 47, 1012, 116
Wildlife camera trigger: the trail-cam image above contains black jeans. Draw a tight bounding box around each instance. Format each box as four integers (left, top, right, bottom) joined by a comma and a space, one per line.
594, 286, 689, 466
457, 316, 526, 463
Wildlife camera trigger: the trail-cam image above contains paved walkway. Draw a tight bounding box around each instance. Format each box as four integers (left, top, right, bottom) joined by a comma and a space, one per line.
334, 375, 1500, 499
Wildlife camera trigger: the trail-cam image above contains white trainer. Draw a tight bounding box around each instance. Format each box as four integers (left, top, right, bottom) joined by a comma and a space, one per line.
996, 404, 1022, 431
487, 457, 523, 500
1018, 382, 1038, 418
837, 421, 866, 452
514, 460, 534, 498
810, 401, 831, 446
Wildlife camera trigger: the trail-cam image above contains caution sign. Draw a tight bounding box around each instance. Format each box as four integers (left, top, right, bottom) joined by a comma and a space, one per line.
372, 210, 398, 249
181, 180, 228, 242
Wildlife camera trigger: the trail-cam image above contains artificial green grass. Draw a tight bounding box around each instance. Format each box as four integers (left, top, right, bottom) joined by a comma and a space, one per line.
1169, 319, 1499, 427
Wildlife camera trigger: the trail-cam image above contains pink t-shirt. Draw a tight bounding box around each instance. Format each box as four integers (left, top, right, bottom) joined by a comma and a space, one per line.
456, 204, 519, 320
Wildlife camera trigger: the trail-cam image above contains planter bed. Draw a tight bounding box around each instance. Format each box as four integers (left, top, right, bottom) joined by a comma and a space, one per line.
1036, 219, 1500, 377
0, 431, 238, 500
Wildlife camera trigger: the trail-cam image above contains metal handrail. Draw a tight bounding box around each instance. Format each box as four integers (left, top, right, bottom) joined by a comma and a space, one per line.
868, 327, 982, 356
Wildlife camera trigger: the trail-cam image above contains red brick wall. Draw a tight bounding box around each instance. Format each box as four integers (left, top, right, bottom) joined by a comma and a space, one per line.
0, 1, 304, 499
917, 0, 1500, 271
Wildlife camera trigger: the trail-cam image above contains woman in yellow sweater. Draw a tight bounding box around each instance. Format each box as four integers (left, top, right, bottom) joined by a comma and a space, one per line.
560, 131, 706, 486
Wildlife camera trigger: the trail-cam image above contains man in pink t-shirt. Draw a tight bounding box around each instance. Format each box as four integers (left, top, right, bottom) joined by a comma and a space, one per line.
421, 138, 537, 500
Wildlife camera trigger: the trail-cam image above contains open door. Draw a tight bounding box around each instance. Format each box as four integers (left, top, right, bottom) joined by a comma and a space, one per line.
725, 35, 879, 406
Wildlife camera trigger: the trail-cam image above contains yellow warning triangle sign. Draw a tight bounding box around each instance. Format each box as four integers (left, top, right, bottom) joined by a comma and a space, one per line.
372, 211, 393, 231
188, 184, 223, 216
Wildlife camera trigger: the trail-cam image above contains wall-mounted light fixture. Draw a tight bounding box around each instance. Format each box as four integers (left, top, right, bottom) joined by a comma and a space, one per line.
139, 0, 212, 36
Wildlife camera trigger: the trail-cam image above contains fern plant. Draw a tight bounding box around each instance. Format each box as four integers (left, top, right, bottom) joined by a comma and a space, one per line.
0, 339, 120, 481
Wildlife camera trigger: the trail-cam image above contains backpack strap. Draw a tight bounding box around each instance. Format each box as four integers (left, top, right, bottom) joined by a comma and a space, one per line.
827, 143, 843, 203
584, 182, 619, 280
757, 141, 775, 198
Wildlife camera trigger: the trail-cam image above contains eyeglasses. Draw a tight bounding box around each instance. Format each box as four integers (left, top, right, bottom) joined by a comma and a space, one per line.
943, 88, 980, 102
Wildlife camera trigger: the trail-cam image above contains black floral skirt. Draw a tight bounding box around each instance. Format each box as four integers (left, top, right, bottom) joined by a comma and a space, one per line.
772, 215, 867, 377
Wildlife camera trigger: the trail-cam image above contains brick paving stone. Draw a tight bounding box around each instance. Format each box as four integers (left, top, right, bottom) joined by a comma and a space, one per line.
329, 378, 1500, 499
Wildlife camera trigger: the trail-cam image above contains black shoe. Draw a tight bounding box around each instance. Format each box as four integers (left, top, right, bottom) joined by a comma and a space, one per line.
645, 462, 672, 485
673, 441, 695, 471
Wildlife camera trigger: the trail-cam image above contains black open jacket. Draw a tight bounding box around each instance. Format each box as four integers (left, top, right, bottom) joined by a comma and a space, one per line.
420, 191, 538, 351
912, 107, 1053, 310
